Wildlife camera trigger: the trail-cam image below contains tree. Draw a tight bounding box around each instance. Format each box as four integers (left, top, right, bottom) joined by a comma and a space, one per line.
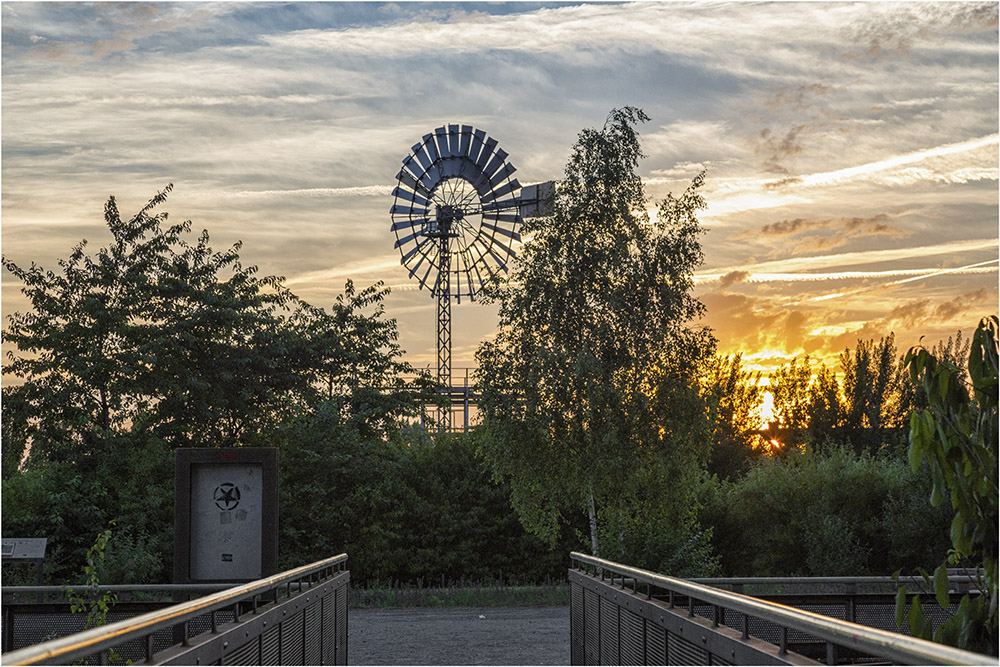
3, 186, 432, 582
897, 315, 997, 654
702, 353, 765, 479
2, 185, 312, 455
770, 356, 812, 432
475, 108, 716, 573
840, 334, 909, 453
3, 187, 183, 463
806, 363, 844, 443
288, 280, 436, 437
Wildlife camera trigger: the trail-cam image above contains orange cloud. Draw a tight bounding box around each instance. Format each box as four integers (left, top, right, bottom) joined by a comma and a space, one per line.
699, 286, 996, 376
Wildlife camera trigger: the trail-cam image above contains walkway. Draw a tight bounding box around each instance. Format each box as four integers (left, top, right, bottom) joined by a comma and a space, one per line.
349, 606, 570, 665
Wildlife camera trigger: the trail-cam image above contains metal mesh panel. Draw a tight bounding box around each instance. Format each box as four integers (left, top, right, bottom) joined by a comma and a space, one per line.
8, 608, 177, 663
322, 590, 336, 665
260, 624, 281, 665
584, 589, 601, 665
572, 583, 585, 665
619, 607, 644, 666
335, 585, 348, 665
222, 635, 259, 665
280, 609, 305, 665
303, 600, 322, 665
666, 631, 708, 666
188, 609, 237, 639
599, 598, 619, 665
854, 599, 957, 635
644, 623, 666, 666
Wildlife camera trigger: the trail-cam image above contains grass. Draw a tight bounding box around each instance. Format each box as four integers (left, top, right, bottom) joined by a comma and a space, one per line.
349, 581, 570, 609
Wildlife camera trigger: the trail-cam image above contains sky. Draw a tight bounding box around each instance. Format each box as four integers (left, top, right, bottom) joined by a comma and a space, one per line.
2, 1, 998, 381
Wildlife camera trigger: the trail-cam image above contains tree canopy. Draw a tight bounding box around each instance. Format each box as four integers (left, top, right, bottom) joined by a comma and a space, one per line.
475, 107, 716, 573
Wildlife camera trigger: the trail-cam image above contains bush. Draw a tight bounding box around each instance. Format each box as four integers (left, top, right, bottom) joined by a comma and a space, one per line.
277, 422, 583, 586
700, 446, 951, 576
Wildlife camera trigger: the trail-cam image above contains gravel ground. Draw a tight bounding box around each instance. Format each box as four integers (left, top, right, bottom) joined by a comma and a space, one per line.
348, 606, 570, 665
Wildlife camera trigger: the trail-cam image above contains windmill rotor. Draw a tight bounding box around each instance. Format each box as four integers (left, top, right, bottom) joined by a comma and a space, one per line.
391, 124, 523, 305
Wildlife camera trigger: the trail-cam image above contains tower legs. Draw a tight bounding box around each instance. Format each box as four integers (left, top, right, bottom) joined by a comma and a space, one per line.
436, 237, 452, 430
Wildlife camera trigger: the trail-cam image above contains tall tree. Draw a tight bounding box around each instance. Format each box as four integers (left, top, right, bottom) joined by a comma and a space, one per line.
806, 363, 844, 443
840, 334, 908, 453
2, 185, 312, 453
475, 108, 716, 572
770, 356, 813, 432
3, 187, 186, 462
702, 353, 765, 479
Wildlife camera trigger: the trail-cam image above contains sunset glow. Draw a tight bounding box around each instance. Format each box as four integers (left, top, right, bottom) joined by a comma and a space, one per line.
2, 2, 996, 377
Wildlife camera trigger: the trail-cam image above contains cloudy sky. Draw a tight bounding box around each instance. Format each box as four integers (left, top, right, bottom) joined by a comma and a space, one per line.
2, 1, 997, 379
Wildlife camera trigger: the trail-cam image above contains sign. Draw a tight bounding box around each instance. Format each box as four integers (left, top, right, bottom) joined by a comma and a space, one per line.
0, 537, 47, 561
174, 448, 278, 584
1, 537, 47, 586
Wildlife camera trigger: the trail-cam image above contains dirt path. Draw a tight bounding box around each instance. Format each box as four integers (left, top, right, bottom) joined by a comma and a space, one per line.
348, 605, 570, 665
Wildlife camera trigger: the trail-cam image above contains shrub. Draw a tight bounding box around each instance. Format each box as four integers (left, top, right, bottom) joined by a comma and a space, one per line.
701, 446, 951, 576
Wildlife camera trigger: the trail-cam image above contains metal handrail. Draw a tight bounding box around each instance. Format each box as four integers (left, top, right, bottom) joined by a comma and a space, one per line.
1, 581, 325, 600
2, 553, 348, 666
570, 551, 993, 666
3, 583, 233, 596
690, 572, 983, 595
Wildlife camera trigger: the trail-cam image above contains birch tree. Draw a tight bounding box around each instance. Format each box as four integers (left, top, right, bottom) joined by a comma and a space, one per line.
475, 108, 716, 572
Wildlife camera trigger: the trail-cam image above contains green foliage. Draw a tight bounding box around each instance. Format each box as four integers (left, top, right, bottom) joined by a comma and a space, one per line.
3, 185, 576, 588
2, 185, 309, 456
702, 353, 764, 479
896, 315, 998, 654
2, 462, 108, 582
66, 522, 119, 630
278, 426, 581, 585
475, 107, 716, 573
700, 446, 951, 576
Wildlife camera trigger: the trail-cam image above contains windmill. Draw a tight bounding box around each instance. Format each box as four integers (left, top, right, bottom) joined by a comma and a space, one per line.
390, 123, 552, 429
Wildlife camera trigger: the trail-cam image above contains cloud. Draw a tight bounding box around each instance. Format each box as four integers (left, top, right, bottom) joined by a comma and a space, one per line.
763, 83, 832, 112
839, 2, 998, 62
754, 125, 811, 174
706, 238, 998, 276
795, 134, 999, 188
735, 212, 911, 254
807, 259, 999, 303
216, 186, 393, 200
3, 3, 230, 62
695, 265, 998, 286
698, 291, 825, 361
719, 270, 750, 288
